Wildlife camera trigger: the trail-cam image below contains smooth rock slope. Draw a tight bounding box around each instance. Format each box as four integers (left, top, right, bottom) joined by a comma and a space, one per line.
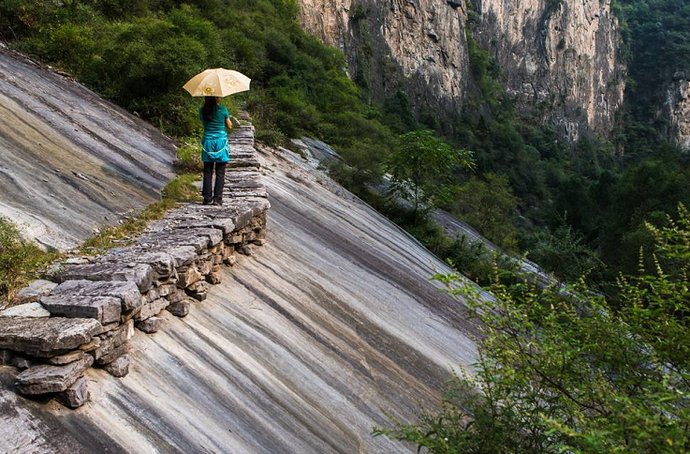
0, 144, 480, 453
0, 48, 175, 250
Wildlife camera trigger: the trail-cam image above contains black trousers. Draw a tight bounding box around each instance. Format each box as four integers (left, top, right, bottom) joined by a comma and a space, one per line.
202, 162, 227, 202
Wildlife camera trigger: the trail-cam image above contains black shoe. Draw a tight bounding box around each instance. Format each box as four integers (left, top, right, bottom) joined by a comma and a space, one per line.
202, 199, 213, 205
212, 199, 223, 206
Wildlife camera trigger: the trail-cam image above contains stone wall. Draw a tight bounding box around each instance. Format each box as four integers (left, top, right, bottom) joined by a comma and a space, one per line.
0, 125, 269, 408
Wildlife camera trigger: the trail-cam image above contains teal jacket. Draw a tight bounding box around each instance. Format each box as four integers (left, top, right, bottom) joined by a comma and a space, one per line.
200, 105, 230, 163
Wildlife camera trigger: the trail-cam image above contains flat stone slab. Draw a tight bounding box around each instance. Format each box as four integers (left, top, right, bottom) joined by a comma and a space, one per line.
0, 317, 100, 356
59, 263, 156, 293
16, 355, 93, 395
50, 280, 142, 312
98, 250, 176, 279
137, 231, 209, 254
15, 280, 58, 304
0, 302, 50, 319
223, 188, 268, 199
169, 218, 236, 235
122, 245, 196, 268
41, 295, 121, 325
44, 350, 89, 366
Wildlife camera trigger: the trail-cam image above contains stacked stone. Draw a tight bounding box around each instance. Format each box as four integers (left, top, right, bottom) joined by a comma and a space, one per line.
0, 125, 269, 408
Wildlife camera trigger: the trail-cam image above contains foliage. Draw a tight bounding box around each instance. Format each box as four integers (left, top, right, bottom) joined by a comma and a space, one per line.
452, 174, 519, 251
617, 0, 690, 152
0, 218, 60, 306
174, 137, 204, 173
376, 204, 690, 453
525, 224, 605, 283
387, 130, 474, 215
0, 0, 381, 146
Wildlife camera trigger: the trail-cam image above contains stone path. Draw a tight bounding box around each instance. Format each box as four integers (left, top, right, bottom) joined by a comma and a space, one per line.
0, 125, 268, 408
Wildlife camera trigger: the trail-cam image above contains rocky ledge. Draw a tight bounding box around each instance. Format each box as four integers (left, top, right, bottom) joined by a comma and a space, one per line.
0, 125, 269, 408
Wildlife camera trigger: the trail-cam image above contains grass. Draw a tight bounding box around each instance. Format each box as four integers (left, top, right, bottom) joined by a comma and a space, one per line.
78, 173, 200, 255
0, 218, 61, 307
174, 138, 204, 173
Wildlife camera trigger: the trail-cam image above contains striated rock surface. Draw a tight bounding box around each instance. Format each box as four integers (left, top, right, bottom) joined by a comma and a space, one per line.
0, 141, 481, 453
298, 0, 625, 139
0, 48, 175, 250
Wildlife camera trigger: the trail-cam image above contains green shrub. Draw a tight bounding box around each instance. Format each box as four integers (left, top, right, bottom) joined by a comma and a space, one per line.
376, 204, 690, 453
175, 137, 204, 173
0, 218, 59, 306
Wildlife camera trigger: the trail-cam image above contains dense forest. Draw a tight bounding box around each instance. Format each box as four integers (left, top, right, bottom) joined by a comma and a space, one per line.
1, 0, 689, 451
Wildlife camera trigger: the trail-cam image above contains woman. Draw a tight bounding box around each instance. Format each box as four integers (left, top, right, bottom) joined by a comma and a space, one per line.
200, 96, 233, 205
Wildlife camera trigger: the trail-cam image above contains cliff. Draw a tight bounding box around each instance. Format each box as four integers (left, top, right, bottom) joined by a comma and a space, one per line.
298, 0, 626, 140
298, 0, 470, 115
475, 0, 626, 141
667, 74, 690, 151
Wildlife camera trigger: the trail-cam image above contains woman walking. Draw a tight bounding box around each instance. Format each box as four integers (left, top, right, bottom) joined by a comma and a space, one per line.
200, 96, 233, 205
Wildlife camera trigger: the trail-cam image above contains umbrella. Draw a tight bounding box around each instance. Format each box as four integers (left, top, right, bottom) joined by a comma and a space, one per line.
183, 68, 251, 97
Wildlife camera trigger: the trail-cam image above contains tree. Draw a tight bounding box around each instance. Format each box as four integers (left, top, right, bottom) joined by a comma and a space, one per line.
386, 130, 474, 217
452, 173, 519, 251
376, 204, 690, 453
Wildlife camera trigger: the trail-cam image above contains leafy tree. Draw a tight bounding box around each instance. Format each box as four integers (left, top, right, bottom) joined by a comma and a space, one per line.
452, 173, 519, 251
524, 224, 604, 282
377, 204, 690, 453
387, 130, 474, 217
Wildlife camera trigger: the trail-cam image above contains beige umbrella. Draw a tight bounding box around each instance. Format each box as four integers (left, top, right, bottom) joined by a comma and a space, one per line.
183, 68, 251, 97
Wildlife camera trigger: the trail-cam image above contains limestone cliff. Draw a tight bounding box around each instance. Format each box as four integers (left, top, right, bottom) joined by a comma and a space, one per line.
475, 0, 626, 141
667, 74, 690, 151
298, 0, 626, 140
298, 0, 470, 114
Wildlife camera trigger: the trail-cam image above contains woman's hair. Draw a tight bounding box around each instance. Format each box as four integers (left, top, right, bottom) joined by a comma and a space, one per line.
203, 96, 219, 121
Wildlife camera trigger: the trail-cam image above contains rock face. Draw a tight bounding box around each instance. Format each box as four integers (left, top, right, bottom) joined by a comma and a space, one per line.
667, 76, 690, 151
475, 0, 626, 141
298, 0, 625, 139
299, 0, 470, 114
